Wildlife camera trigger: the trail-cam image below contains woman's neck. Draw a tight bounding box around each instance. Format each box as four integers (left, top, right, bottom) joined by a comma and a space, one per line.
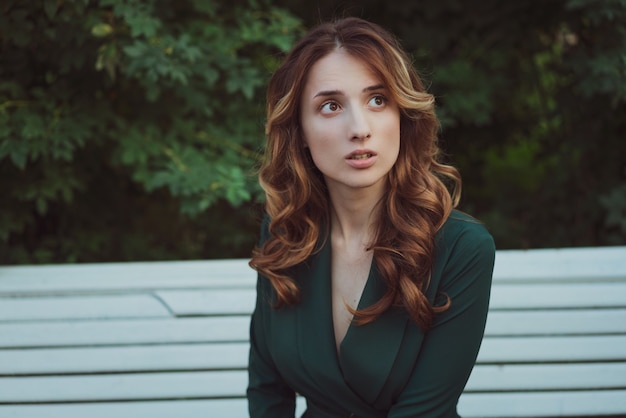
327, 183, 384, 254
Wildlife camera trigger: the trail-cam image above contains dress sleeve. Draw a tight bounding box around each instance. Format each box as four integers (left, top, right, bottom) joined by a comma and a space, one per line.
388, 227, 496, 417
247, 217, 296, 417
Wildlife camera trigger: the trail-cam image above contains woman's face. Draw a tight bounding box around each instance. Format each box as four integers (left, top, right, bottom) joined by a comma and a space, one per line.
299, 49, 401, 196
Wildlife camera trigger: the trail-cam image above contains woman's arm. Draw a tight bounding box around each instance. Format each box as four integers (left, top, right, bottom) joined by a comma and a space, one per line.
388, 228, 496, 417
247, 216, 296, 417
247, 277, 296, 417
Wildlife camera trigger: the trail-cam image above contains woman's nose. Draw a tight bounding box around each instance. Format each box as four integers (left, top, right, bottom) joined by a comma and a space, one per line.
349, 107, 371, 141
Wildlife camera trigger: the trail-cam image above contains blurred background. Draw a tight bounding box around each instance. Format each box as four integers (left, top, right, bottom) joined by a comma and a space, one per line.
1, 0, 624, 264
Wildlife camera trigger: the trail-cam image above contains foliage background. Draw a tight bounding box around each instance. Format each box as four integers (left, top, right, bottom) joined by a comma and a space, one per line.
1, 0, 625, 264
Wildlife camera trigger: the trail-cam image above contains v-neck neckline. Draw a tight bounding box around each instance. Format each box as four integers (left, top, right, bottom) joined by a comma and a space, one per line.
331, 246, 376, 356
295, 236, 412, 405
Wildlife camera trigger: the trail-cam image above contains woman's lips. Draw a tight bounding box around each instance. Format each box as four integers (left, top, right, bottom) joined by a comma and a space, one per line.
349, 153, 373, 160
345, 150, 377, 168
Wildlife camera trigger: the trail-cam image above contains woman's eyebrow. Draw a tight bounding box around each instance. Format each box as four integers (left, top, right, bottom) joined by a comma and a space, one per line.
363, 84, 385, 92
313, 89, 343, 98
313, 84, 385, 99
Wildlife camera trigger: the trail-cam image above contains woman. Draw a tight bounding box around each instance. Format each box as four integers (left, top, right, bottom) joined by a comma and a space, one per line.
248, 17, 495, 418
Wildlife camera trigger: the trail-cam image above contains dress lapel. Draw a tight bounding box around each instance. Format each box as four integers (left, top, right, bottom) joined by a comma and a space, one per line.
296, 238, 412, 406
339, 263, 410, 404
295, 239, 356, 397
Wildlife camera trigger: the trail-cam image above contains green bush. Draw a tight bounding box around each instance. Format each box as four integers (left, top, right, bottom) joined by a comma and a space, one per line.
2, 0, 625, 264
0, 0, 302, 263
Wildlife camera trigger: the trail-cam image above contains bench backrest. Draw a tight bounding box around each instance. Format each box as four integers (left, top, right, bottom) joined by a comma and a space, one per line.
0, 246, 625, 417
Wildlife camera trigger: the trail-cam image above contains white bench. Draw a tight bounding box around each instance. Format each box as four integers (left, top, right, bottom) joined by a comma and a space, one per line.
1, 247, 625, 417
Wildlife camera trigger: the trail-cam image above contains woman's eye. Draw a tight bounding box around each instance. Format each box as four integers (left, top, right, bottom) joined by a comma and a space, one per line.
320, 101, 340, 114
369, 95, 387, 108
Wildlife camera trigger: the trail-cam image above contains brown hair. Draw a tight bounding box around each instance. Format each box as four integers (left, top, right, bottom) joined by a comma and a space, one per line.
250, 17, 460, 330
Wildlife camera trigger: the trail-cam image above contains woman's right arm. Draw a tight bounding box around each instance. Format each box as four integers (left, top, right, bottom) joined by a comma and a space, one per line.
247, 218, 296, 417
247, 275, 296, 417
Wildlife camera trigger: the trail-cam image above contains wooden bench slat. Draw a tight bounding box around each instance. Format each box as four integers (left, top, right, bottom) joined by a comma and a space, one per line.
156, 289, 255, 316
3, 335, 625, 376
493, 246, 626, 282
3, 361, 626, 403
156, 282, 626, 317
458, 389, 626, 417
0, 295, 171, 322
489, 282, 626, 309
0, 317, 250, 348
1, 390, 625, 418
0, 259, 255, 282
1, 245, 623, 296
484, 308, 626, 336
32, 280, 624, 321
1, 308, 622, 349
0, 276, 254, 296
0, 399, 254, 418
466, 362, 626, 391
0, 260, 256, 296
1, 245, 623, 291
0, 371, 246, 402
0, 343, 249, 375
477, 335, 626, 363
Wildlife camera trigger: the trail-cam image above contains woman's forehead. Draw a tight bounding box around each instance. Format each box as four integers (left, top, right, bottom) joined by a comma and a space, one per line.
302, 50, 383, 97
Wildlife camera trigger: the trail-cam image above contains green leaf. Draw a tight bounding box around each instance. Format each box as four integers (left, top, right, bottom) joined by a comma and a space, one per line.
123, 42, 147, 58
44, 0, 59, 19
36, 197, 48, 215
91, 23, 114, 37
10, 148, 28, 169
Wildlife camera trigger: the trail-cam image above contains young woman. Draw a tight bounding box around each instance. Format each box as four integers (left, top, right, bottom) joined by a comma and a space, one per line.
248, 17, 495, 418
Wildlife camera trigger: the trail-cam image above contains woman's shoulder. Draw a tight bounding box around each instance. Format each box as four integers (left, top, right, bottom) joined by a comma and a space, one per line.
429, 210, 496, 300
437, 209, 495, 255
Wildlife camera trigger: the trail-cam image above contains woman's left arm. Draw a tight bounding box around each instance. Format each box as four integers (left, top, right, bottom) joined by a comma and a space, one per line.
388, 229, 496, 417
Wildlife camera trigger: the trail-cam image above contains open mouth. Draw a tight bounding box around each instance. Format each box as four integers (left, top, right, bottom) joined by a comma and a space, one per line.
349, 153, 373, 160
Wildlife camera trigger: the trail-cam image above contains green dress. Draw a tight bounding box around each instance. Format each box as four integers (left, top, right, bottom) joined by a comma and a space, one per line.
248, 210, 496, 417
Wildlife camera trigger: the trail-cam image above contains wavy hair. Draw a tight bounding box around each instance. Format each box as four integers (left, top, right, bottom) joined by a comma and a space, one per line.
249, 17, 461, 331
